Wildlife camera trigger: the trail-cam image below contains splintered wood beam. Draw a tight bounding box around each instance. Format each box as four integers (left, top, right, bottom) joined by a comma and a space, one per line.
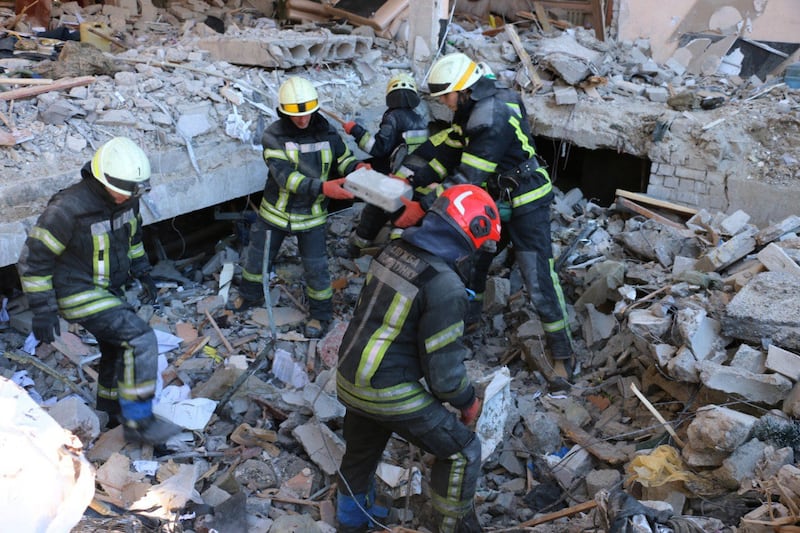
0, 75, 95, 101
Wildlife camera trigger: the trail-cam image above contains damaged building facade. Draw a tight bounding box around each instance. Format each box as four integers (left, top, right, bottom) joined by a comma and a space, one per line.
1, 0, 800, 531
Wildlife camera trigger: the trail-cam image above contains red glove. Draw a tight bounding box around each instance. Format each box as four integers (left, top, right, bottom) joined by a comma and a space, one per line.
355, 162, 372, 171
460, 397, 482, 426
389, 173, 410, 186
322, 178, 354, 200
393, 196, 425, 228
343, 121, 357, 135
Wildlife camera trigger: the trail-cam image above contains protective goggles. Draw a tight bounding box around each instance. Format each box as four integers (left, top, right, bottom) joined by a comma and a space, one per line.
281, 99, 318, 114
105, 173, 151, 197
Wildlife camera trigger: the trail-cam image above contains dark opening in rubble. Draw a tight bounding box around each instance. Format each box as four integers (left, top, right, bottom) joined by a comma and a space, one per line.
535, 136, 652, 206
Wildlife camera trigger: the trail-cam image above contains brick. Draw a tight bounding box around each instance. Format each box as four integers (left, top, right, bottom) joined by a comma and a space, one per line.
675, 167, 706, 180
664, 176, 680, 189
706, 170, 725, 185
658, 163, 676, 175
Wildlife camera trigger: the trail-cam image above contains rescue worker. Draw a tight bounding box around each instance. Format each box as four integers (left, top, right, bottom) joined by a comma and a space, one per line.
336, 184, 501, 533
343, 72, 429, 257
395, 52, 575, 383
229, 76, 361, 339
17, 136, 180, 445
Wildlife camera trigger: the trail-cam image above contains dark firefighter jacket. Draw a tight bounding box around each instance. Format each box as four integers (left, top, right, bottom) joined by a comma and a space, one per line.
349, 107, 428, 170
337, 220, 476, 420
451, 76, 553, 214
259, 112, 358, 231
17, 164, 151, 321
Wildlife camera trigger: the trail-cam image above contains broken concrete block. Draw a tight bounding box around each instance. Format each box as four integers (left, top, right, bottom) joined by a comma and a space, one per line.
756, 215, 800, 246
650, 343, 677, 367
719, 209, 750, 236
695, 227, 757, 272
757, 242, 800, 277
628, 309, 672, 340
783, 382, 800, 418
582, 304, 617, 346
554, 86, 579, 105
724, 272, 800, 350
681, 443, 728, 467
699, 360, 793, 405
574, 260, 625, 310
716, 438, 767, 487
292, 419, 345, 476
675, 307, 721, 361
46, 396, 101, 445
686, 405, 758, 452
730, 344, 765, 374
585, 469, 621, 499
234, 458, 278, 490
667, 345, 701, 383
545, 445, 593, 490
766, 344, 800, 381
484, 276, 510, 314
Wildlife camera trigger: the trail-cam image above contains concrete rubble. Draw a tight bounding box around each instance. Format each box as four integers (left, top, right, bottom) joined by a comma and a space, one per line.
0, 0, 800, 531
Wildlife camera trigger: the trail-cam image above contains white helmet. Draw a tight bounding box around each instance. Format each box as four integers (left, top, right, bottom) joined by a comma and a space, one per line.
278, 76, 319, 116
427, 52, 483, 97
386, 73, 417, 95
91, 137, 151, 197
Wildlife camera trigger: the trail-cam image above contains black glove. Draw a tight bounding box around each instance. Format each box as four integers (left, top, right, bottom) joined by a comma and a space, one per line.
32, 313, 60, 344
139, 274, 158, 304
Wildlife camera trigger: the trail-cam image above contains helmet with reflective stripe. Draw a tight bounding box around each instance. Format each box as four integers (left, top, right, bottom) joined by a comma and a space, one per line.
91, 136, 151, 197
386, 72, 417, 95
427, 52, 483, 97
279, 76, 319, 116
430, 184, 501, 250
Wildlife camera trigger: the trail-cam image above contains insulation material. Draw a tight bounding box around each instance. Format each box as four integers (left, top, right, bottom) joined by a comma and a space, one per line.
0, 376, 95, 533
475, 366, 512, 462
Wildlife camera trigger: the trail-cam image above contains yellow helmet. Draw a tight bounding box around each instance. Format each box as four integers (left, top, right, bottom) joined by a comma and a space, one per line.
278, 76, 319, 116
386, 73, 417, 95
427, 52, 483, 97
91, 137, 151, 197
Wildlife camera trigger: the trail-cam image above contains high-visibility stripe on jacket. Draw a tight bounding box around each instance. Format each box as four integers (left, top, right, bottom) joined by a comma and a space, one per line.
17, 164, 150, 318
260, 113, 358, 231
337, 240, 475, 420
453, 77, 553, 213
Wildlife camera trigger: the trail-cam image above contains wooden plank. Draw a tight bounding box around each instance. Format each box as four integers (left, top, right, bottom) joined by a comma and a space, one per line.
371, 0, 408, 30
533, 1, 552, 31
0, 78, 54, 85
323, 4, 381, 31
615, 196, 688, 231
558, 418, 629, 465
0, 75, 95, 101
504, 23, 543, 93
517, 500, 598, 528
615, 189, 698, 216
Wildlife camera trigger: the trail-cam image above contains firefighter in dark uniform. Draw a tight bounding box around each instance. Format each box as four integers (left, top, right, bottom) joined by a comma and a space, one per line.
17, 136, 180, 445
229, 76, 361, 339
336, 184, 501, 533
343, 72, 430, 257
395, 52, 574, 383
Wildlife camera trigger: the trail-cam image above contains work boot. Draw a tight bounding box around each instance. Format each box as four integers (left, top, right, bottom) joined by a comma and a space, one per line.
546, 331, 575, 384
226, 294, 264, 312
123, 415, 182, 445
304, 318, 329, 339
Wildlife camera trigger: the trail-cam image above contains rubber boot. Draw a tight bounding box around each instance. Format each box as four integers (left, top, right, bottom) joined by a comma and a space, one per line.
123, 415, 182, 445
546, 330, 575, 383
304, 318, 330, 339
336, 490, 391, 532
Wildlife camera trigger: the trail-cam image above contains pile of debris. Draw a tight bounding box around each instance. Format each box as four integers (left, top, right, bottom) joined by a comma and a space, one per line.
0, 0, 799, 531
3, 184, 800, 531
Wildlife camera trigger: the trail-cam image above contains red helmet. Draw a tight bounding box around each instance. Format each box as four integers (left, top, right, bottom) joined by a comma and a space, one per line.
431, 184, 501, 250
